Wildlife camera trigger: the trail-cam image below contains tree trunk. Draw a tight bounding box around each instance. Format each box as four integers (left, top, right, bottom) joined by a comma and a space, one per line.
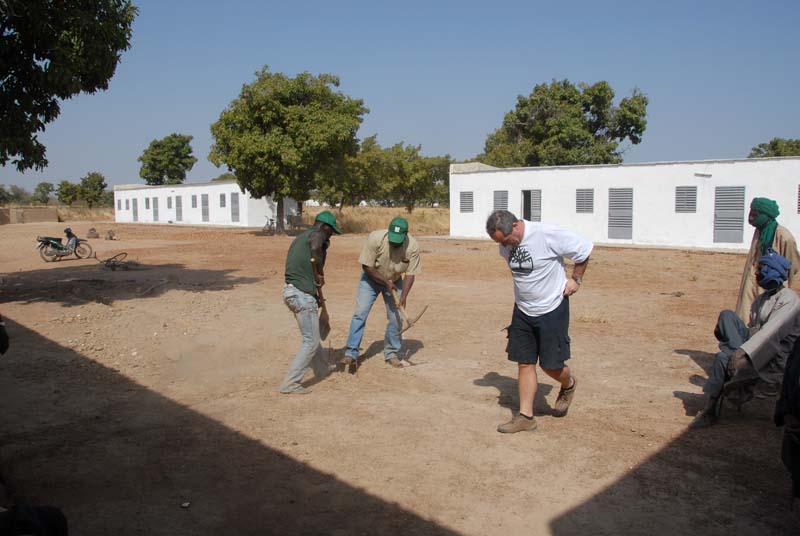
276, 197, 286, 234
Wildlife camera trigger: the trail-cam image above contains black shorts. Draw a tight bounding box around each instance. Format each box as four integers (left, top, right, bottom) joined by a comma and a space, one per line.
506, 297, 571, 369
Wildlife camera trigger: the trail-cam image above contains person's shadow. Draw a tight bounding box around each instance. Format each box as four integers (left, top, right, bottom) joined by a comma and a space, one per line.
321, 339, 425, 376
473, 371, 555, 416
673, 348, 717, 416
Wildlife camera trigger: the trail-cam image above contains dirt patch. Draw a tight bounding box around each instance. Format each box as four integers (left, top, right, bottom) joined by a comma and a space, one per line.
0, 222, 797, 535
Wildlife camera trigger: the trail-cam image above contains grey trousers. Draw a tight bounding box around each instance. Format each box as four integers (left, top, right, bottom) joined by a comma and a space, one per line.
705, 310, 750, 397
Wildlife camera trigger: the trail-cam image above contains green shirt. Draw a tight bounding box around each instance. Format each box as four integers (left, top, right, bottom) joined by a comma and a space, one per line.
284, 227, 328, 297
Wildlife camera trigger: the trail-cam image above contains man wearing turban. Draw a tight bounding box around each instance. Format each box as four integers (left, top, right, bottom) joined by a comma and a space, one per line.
692, 251, 800, 428
734, 197, 800, 322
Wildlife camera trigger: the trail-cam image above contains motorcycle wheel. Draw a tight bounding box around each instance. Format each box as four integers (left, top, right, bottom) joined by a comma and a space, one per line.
39, 246, 58, 262
75, 242, 93, 259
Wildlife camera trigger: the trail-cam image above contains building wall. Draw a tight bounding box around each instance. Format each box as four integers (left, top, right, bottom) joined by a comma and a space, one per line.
113, 181, 297, 227
450, 157, 800, 251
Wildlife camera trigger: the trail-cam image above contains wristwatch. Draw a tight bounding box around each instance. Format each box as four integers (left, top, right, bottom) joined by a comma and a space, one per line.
573, 277, 583, 285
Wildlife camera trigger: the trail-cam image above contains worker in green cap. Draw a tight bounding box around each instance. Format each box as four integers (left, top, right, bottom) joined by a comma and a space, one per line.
341, 216, 421, 368
735, 198, 800, 323
280, 210, 342, 394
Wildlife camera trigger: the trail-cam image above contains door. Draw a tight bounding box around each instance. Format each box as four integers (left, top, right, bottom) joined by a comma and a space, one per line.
231, 192, 240, 223
713, 186, 745, 243
201, 194, 209, 222
522, 190, 541, 221
608, 188, 633, 239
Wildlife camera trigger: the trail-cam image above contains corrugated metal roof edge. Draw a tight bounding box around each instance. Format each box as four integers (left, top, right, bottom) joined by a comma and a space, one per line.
450, 156, 800, 174
114, 179, 237, 191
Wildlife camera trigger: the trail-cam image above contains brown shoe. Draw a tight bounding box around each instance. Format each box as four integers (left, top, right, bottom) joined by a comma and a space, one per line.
689, 410, 718, 429
553, 376, 577, 416
386, 357, 403, 368
340, 356, 356, 366
497, 413, 538, 433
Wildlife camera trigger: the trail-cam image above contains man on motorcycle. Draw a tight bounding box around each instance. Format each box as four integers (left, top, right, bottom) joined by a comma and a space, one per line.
64, 228, 78, 252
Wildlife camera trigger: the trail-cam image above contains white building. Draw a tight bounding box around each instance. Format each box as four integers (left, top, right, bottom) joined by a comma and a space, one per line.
449, 157, 800, 251
113, 180, 298, 227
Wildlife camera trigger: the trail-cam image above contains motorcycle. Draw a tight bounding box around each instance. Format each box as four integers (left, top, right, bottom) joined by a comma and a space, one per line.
36, 228, 93, 262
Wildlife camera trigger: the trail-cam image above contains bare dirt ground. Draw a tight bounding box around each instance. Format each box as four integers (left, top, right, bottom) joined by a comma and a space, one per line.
0, 221, 798, 535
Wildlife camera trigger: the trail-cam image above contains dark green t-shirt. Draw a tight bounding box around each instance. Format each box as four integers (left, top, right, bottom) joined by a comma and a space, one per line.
284, 228, 328, 297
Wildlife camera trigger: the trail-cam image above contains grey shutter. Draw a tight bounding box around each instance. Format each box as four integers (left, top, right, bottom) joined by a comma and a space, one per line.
529, 189, 541, 222
191, 195, 197, 208
797, 185, 800, 213
152, 197, 159, 221
132, 199, 138, 222
167, 196, 172, 209
493, 190, 508, 210
220, 193, 226, 208
459, 191, 473, 213
231, 192, 239, 222
675, 186, 697, 213
576, 189, 594, 213
117, 199, 121, 210
608, 188, 633, 239
145, 197, 150, 209
201, 194, 209, 222
175, 196, 182, 221
713, 186, 745, 243
125, 199, 129, 210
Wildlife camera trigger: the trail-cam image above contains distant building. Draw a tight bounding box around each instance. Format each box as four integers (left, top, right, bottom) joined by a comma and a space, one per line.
113, 180, 298, 227
450, 157, 800, 251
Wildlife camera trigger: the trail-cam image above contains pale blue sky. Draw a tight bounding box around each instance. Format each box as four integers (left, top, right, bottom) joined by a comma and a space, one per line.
3, 0, 799, 190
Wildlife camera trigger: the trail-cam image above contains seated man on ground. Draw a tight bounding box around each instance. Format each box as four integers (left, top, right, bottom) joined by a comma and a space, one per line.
775, 337, 800, 512
691, 251, 800, 429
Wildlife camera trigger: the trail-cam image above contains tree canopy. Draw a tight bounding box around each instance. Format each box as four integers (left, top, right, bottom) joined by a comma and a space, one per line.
79, 171, 107, 208
0, 0, 137, 172
56, 180, 79, 206
748, 138, 800, 158
479, 80, 649, 167
209, 67, 368, 230
138, 133, 198, 185
32, 181, 54, 205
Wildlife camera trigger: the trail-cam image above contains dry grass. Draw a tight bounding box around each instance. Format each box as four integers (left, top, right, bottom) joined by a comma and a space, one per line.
57, 207, 114, 222
301, 206, 450, 235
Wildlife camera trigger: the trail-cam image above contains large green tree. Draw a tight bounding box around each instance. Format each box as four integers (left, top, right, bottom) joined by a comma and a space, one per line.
138, 133, 198, 185
316, 135, 385, 210
383, 143, 450, 213
0, 186, 10, 205
480, 80, 648, 167
748, 138, 800, 158
0, 0, 137, 172
56, 180, 79, 206
79, 171, 107, 208
8, 185, 29, 204
209, 67, 368, 232
32, 181, 54, 205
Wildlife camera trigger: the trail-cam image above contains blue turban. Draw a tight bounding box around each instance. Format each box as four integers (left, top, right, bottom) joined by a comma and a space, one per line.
757, 249, 791, 289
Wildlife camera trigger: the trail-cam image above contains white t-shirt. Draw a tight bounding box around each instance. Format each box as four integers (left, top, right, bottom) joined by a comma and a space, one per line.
499, 221, 593, 317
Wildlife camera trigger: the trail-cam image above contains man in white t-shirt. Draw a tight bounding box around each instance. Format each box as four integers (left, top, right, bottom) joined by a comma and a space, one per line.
341, 217, 422, 368
486, 209, 593, 433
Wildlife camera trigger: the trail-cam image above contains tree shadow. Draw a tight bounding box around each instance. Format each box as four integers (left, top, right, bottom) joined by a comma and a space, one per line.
0, 318, 457, 535
0, 262, 261, 307
674, 348, 717, 375
473, 371, 555, 416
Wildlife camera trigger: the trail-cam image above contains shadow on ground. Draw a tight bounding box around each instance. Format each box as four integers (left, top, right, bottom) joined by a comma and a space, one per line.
0, 318, 456, 535
473, 371, 555, 415
0, 262, 260, 307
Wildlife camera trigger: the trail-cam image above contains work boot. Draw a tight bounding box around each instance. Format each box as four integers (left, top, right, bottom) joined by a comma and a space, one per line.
386, 357, 403, 368
279, 385, 312, 395
497, 413, 538, 433
554, 376, 577, 416
340, 356, 356, 366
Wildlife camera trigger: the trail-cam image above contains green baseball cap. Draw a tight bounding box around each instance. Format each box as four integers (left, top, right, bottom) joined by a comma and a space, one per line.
315, 210, 342, 234
387, 216, 408, 244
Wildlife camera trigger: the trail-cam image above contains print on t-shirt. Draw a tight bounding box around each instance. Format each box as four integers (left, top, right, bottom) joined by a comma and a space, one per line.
508, 246, 534, 274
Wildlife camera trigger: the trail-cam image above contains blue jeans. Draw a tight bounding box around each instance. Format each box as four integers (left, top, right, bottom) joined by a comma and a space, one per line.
344, 273, 403, 361
280, 285, 331, 392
